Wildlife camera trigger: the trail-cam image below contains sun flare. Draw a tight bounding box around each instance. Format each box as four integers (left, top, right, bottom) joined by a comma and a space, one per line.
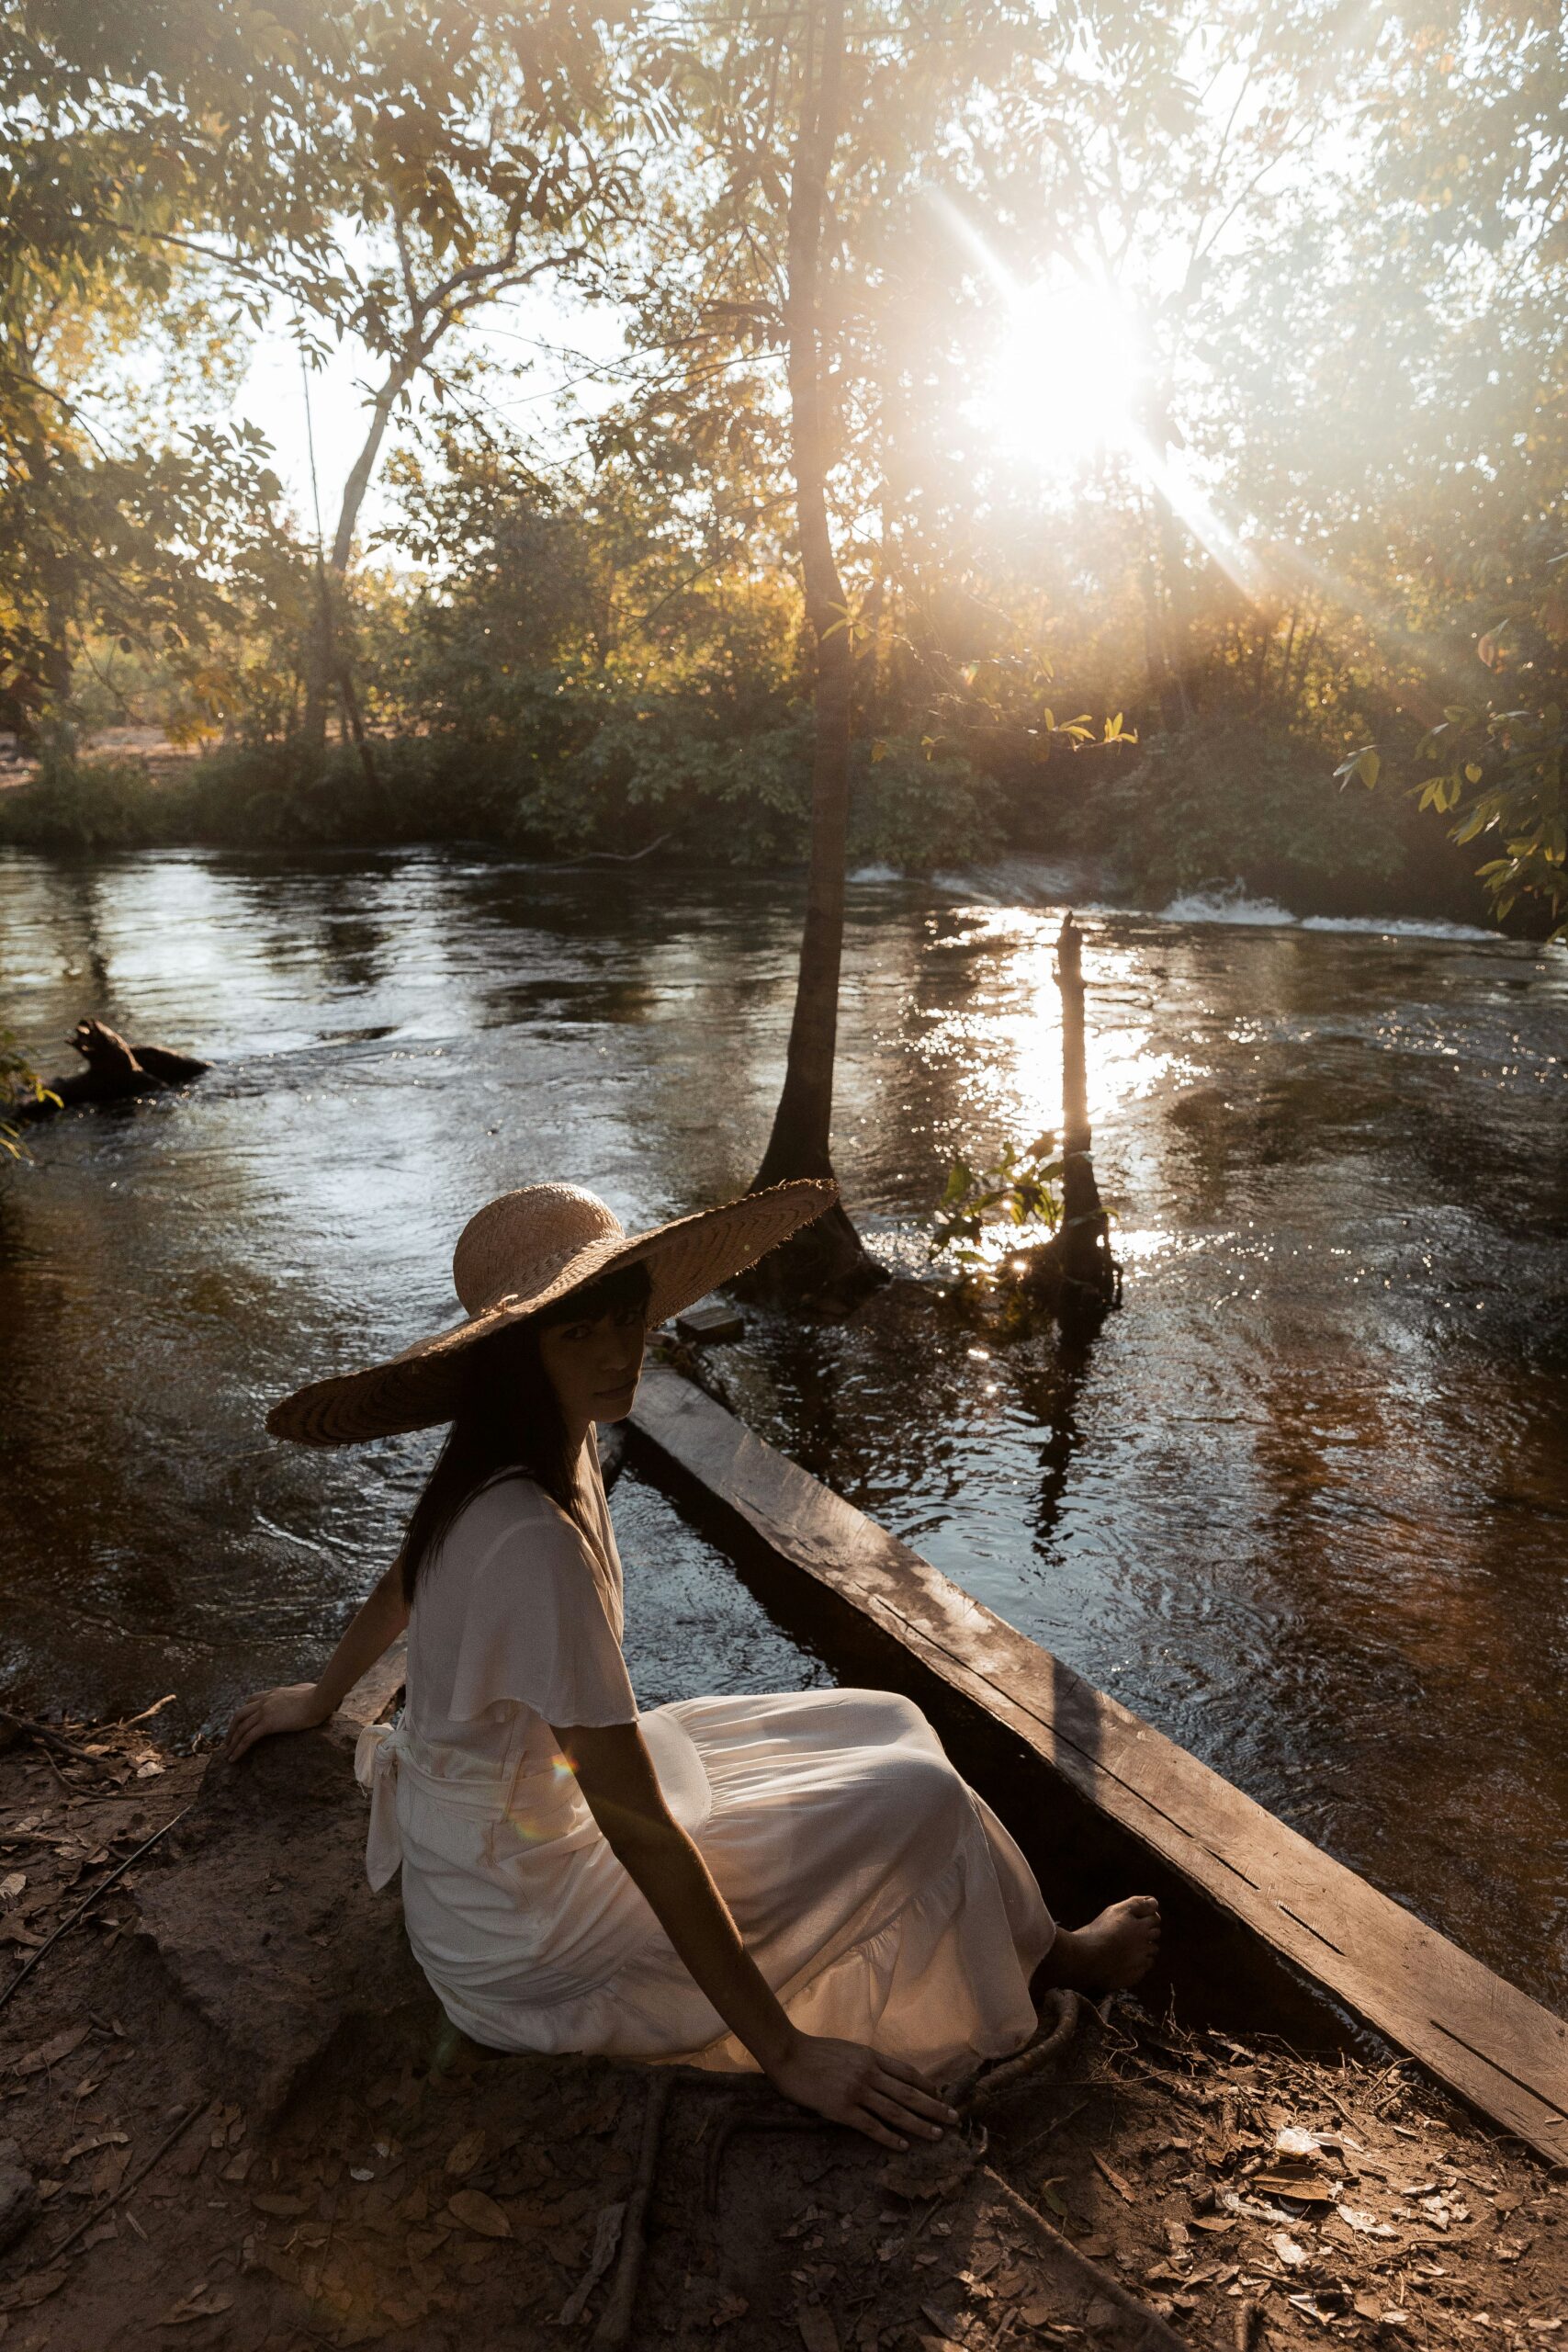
967, 264, 1144, 477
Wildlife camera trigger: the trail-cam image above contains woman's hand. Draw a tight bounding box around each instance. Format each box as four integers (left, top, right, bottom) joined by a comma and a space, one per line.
222, 1682, 329, 1764
766, 2032, 959, 2151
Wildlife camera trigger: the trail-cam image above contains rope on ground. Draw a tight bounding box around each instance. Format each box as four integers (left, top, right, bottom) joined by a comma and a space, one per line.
589, 2067, 674, 2351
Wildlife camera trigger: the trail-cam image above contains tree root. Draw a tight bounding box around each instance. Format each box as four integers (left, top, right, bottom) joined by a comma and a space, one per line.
0, 1707, 110, 1770
589, 2067, 675, 2350
956, 1987, 1083, 2118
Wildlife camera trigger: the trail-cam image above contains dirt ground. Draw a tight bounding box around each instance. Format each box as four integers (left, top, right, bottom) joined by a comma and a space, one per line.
0, 1707, 1562, 2352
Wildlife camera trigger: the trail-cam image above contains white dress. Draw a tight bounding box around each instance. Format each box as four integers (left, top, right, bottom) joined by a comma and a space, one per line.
355, 1442, 1055, 2085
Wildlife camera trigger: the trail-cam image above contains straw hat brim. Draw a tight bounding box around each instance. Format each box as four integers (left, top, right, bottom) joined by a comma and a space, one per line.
265, 1177, 838, 1447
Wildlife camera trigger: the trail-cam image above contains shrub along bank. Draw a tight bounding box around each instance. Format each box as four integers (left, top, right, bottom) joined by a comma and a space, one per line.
0, 710, 1495, 924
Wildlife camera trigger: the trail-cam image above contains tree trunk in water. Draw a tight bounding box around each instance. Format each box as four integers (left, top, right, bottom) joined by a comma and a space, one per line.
1045, 914, 1118, 1319
743, 0, 884, 1305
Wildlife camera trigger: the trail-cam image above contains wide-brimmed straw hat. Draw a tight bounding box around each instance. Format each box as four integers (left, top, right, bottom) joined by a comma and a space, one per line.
265, 1177, 837, 1447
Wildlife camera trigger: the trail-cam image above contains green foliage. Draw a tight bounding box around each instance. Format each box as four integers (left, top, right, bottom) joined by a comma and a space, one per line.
1074, 715, 1421, 911
0, 1024, 58, 1162
852, 737, 1005, 873
2, 0, 1564, 933
930, 1134, 1063, 1271
1338, 537, 1568, 934
0, 716, 1010, 870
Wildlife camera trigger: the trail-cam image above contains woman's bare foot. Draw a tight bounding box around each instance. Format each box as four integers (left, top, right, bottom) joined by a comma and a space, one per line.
1032, 1896, 1161, 1996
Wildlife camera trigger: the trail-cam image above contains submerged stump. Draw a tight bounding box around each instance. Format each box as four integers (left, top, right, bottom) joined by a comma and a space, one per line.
18, 1017, 210, 1117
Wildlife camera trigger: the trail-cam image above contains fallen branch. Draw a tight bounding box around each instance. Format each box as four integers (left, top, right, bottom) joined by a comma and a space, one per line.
590, 2068, 674, 2350
536, 832, 674, 871
0, 1709, 107, 1770
0, 1804, 194, 2014
980, 2166, 1190, 2351
47, 2103, 208, 2260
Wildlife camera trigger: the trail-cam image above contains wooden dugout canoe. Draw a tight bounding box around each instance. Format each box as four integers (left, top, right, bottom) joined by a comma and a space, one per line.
620, 1365, 1568, 2171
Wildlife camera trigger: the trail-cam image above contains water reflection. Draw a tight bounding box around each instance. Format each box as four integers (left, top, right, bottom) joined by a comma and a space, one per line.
0, 849, 1564, 2006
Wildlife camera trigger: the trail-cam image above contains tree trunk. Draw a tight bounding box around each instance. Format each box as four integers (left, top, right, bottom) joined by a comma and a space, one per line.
300, 357, 412, 773
1151, 460, 1193, 731
744, 0, 883, 1304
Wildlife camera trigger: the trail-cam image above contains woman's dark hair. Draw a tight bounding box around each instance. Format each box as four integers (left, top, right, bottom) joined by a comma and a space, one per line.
398, 1257, 652, 1605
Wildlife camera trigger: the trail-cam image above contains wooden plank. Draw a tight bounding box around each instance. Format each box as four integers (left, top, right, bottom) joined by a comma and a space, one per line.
630, 1365, 1568, 2168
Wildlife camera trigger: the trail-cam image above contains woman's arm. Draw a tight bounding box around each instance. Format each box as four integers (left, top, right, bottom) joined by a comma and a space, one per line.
222, 1561, 411, 1762
557, 1719, 957, 2150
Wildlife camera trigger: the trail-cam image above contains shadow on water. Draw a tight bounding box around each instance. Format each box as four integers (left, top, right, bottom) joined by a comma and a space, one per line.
1, 846, 1565, 2007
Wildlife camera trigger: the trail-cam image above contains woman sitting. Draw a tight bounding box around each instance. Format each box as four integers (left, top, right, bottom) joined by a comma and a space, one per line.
226, 1178, 1159, 2150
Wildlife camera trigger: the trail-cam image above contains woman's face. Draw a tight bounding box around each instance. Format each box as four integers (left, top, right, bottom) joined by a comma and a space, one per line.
536, 1299, 647, 1432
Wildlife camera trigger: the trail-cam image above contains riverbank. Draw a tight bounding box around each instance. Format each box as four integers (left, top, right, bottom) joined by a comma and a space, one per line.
0, 1706, 1562, 2350
0, 716, 1500, 926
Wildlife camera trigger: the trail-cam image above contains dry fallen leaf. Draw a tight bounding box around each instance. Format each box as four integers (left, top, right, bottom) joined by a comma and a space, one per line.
161, 2286, 235, 2325
446, 2188, 511, 2238
89, 2144, 131, 2199
1090, 2151, 1136, 2204
1220, 2186, 1297, 2226
797, 2308, 840, 2352
444, 2131, 486, 2176
379, 2289, 431, 2329
62, 2130, 129, 2165
5, 2267, 69, 2309
1252, 2172, 1337, 2205
13, 2024, 90, 2077
252, 2191, 310, 2218
1337, 2204, 1399, 2239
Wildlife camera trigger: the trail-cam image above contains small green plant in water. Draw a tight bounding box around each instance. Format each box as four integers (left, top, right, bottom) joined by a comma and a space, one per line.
931, 1134, 1064, 1272
1, 1027, 59, 1162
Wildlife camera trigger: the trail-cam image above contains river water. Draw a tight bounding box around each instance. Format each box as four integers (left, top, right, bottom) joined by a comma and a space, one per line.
1, 849, 1564, 2007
